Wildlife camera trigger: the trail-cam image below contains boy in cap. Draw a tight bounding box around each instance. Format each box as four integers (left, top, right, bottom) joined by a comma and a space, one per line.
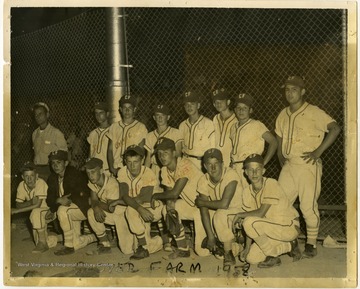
195, 148, 243, 266
179, 90, 215, 171
232, 154, 301, 268
46, 150, 96, 255
275, 76, 341, 258
87, 102, 111, 175
32, 102, 67, 180
229, 93, 277, 189
211, 88, 237, 167
12, 162, 52, 253
107, 95, 148, 177
109, 145, 163, 259
152, 137, 210, 258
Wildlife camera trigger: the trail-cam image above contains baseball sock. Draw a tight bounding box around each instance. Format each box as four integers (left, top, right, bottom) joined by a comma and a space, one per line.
98, 233, 111, 247
174, 226, 188, 250
37, 228, 47, 244
157, 220, 170, 244
137, 234, 147, 247
306, 227, 318, 246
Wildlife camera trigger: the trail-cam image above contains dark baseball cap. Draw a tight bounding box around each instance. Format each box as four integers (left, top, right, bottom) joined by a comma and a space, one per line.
212, 88, 230, 101
84, 158, 103, 169
203, 148, 223, 163
282, 76, 305, 88
94, 102, 108, 112
243, 154, 264, 167
183, 90, 201, 103
20, 161, 37, 173
234, 93, 254, 108
124, 145, 145, 157
154, 104, 170, 115
155, 137, 176, 152
119, 94, 137, 107
48, 150, 68, 162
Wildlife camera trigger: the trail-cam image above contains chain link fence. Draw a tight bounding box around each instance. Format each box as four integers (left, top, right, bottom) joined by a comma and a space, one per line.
11, 8, 346, 240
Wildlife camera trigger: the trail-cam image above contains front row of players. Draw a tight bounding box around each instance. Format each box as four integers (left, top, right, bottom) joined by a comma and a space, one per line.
13, 139, 303, 268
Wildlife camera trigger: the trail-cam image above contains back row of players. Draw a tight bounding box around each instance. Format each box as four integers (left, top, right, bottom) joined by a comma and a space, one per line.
13, 76, 341, 269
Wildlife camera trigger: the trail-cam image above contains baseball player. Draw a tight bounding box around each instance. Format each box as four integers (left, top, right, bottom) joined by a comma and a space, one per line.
46, 150, 96, 255
151, 137, 210, 258
179, 90, 215, 171
232, 154, 301, 268
195, 148, 243, 266
107, 94, 148, 177
211, 88, 237, 167
11, 162, 52, 253
32, 102, 67, 180
229, 93, 277, 189
87, 102, 111, 175
275, 76, 341, 258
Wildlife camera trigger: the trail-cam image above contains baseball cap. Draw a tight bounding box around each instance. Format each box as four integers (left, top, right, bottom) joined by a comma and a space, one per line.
20, 161, 37, 173
155, 137, 176, 151
33, 102, 50, 113
119, 94, 137, 107
84, 158, 103, 169
203, 148, 223, 163
183, 90, 201, 103
124, 145, 145, 157
282, 76, 305, 88
212, 88, 230, 101
94, 102, 108, 112
234, 93, 254, 108
48, 150, 68, 162
154, 104, 170, 115
243, 154, 264, 167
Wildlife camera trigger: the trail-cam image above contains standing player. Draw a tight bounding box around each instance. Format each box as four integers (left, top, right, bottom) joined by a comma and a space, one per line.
275, 76, 341, 258
212, 88, 237, 167
232, 154, 301, 268
230, 93, 277, 189
87, 102, 111, 175
107, 95, 148, 177
195, 148, 243, 266
179, 90, 215, 171
46, 150, 96, 255
32, 102, 67, 180
11, 162, 52, 253
151, 137, 210, 258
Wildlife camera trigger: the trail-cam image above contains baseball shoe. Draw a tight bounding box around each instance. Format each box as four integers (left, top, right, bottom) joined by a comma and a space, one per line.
257, 256, 281, 268
32, 242, 49, 254
130, 246, 149, 260
168, 248, 190, 259
86, 244, 111, 255
163, 243, 173, 252
288, 238, 302, 262
54, 246, 75, 256
302, 244, 317, 259
223, 250, 236, 266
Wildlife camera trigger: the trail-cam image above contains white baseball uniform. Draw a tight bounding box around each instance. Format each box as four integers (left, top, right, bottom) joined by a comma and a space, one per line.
87, 127, 110, 173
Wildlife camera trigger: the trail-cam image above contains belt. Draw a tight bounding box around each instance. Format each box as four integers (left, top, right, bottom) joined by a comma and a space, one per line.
183, 153, 202, 160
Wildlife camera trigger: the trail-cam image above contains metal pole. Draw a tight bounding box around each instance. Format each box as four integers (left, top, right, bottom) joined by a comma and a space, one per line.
105, 8, 129, 123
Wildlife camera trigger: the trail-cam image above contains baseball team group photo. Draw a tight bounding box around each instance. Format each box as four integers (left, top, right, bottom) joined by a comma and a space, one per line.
5, 4, 356, 287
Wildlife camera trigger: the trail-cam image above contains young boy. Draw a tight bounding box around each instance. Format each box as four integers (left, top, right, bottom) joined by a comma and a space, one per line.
211, 88, 237, 167
232, 154, 301, 268
107, 95, 148, 177
195, 148, 243, 266
179, 90, 215, 171
275, 76, 341, 258
87, 102, 111, 175
229, 93, 277, 189
12, 162, 51, 253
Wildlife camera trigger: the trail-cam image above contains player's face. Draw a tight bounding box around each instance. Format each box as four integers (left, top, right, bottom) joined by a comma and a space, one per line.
22, 170, 37, 189
184, 102, 200, 116
125, 155, 143, 177
245, 162, 265, 185
213, 99, 230, 113
34, 107, 49, 126
285, 84, 305, 106
51, 160, 67, 177
153, 112, 170, 127
94, 109, 108, 124
120, 103, 136, 120
86, 167, 102, 184
204, 158, 223, 181
234, 103, 251, 122
157, 149, 176, 167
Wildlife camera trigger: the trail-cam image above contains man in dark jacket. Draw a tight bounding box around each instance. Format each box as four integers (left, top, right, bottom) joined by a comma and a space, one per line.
45, 150, 96, 255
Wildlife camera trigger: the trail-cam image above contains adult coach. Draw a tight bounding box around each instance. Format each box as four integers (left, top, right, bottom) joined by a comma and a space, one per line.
275, 76, 341, 258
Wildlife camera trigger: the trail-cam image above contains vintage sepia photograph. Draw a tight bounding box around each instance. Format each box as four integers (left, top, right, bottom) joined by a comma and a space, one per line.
3, 0, 357, 287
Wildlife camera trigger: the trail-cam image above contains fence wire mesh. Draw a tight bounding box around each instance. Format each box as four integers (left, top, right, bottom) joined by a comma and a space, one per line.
10, 8, 346, 240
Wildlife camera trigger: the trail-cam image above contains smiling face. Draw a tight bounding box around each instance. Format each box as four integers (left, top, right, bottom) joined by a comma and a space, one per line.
244, 162, 265, 186
22, 170, 37, 189
184, 102, 200, 116
204, 157, 223, 182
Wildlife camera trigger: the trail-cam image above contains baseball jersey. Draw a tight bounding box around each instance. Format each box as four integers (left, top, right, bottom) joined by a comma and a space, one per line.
275, 102, 335, 162
32, 124, 68, 165
179, 115, 215, 157
87, 127, 110, 170
230, 119, 269, 163
88, 175, 119, 203
213, 113, 237, 166
160, 157, 203, 207
197, 167, 242, 209
108, 120, 148, 169
117, 166, 157, 198
16, 178, 48, 208
242, 178, 299, 222
144, 126, 182, 167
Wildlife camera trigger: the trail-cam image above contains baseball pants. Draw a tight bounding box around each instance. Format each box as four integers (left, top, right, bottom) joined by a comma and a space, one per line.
278, 160, 322, 244
208, 208, 240, 243
243, 216, 299, 264
30, 207, 56, 245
